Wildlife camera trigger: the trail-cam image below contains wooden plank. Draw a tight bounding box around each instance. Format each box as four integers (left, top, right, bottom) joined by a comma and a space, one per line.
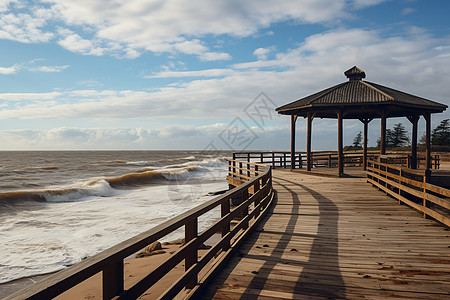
202, 169, 450, 299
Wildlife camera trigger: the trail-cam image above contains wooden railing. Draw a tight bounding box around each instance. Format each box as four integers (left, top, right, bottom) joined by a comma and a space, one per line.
6, 162, 274, 300
233, 151, 377, 169
233, 151, 440, 169
379, 154, 440, 169
366, 160, 449, 226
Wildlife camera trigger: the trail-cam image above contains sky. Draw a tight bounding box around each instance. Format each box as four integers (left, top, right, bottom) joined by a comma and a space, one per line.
0, 0, 449, 151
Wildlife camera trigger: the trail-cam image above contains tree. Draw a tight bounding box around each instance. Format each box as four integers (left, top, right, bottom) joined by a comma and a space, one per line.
376, 123, 409, 148
352, 131, 362, 148
431, 119, 450, 146
389, 123, 410, 147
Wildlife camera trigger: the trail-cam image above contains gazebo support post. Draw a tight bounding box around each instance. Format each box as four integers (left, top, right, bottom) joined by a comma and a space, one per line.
290, 115, 298, 170
359, 118, 373, 171
338, 110, 344, 177
407, 115, 420, 169
424, 113, 432, 170
306, 112, 314, 171
380, 110, 387, 155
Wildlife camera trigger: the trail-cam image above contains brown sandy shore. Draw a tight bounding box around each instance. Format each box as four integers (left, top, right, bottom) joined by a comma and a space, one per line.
0, 236, 219, 299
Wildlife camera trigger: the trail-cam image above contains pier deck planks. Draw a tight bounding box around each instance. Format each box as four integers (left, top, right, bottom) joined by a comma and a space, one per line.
201, 169, 450, 299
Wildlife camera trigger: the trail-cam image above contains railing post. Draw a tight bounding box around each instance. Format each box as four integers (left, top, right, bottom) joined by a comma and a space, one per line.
272, 152, 275, 169
247, 162, 251, 178
102, 260, 124, 300
185, 218, 198, 289
254, 179, 261, 218
247, 153, 250, 162
221, 199, 230, 251
255, 165, 258, 176
283, 153, 287, 168
328, 154, 331, 168
398, 169, 402, 204
242, 188, 249, 229
423, 169, 431, 218
239, 161, 243, 177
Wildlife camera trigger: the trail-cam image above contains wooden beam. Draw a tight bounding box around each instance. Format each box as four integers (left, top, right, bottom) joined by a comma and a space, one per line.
290, 115, 297, 170
407, 115, 420, 169
338, 110, 344, 177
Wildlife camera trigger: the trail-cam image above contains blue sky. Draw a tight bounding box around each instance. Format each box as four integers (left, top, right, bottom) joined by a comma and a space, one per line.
0, 0, 449, 150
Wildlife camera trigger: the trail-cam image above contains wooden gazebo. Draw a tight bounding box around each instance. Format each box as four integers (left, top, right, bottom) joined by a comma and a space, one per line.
276, 66, 447, 177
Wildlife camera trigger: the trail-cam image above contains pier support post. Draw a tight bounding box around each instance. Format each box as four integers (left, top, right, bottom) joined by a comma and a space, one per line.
380, 110, 387, 155
359, 118, 373, 171
337, 110, 344, 177
424, 113, 432, 170
290, 115, 298, 170
407, 115, 419, 169
307, 112, 315, 171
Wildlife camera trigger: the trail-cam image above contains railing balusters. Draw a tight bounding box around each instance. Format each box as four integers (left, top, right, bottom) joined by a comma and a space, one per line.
185, 218, 198, 289
366, 160, 449, 227
221, 199, 231, 251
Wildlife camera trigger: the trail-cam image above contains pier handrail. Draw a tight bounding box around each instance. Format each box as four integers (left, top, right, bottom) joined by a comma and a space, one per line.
366, 160, 450, 226
6, 161, 274, 300
233, 151, 440, 169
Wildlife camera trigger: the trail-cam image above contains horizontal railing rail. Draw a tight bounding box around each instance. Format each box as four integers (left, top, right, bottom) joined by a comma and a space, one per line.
6, 161, 274, 300
366, 160, 449, 227
233, 151, 440, 169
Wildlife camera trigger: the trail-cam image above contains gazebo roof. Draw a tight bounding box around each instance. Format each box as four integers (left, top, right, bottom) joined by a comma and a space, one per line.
276, 66, 447, 119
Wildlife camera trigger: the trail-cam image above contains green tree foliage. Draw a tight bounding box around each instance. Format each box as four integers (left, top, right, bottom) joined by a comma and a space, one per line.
431, 119, 450, 146
389, 123, 410, 147
352, 131, 362, 148
376, 123, 410, 148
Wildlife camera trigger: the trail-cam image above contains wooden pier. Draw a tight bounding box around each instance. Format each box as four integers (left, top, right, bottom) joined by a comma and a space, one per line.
5, 160, 449, 299
202, 169, 450, 299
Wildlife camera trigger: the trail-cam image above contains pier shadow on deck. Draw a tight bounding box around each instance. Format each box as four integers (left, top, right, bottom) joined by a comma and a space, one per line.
201, 174, 345, 299
201, 170, 450, 299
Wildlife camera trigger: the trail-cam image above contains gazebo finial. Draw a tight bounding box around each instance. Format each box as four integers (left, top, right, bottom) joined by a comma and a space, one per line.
344, 66, 366, 81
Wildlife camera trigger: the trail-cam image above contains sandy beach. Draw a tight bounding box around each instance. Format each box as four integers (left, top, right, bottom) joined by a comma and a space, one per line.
1, 234, 221, 299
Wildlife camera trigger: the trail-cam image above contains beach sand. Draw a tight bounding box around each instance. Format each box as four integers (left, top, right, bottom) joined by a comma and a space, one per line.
1, 234, 221, 299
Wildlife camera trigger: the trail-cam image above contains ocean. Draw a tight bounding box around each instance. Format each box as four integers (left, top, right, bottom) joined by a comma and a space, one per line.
0, 151, 231, 284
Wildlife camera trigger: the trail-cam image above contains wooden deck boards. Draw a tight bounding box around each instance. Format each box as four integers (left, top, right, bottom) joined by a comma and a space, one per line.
201, 170, 450, 299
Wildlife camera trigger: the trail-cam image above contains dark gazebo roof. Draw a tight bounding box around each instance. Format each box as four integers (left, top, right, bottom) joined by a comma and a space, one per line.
276, 66, 447, 119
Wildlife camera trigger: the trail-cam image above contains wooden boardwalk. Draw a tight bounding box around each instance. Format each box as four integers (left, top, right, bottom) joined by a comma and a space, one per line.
201, 169, 450, 299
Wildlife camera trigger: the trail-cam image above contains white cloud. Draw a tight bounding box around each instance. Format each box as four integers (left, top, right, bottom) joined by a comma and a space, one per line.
0, 28, 448, 127
0, 0, 372, 59
253, 47, 273, 60
401, 7, 416, 16
0, 123, 292, 150
198, 52, 232, 61
57, 28, 105, 56
0, 10, 53, 43
0, 91, 62, 100
30, 65, 70, 72
147, 69, 234, 78
0, 65, 19, 74
351, 0, 388, 9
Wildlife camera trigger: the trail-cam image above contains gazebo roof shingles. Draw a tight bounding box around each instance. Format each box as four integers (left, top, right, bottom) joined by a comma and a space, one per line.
276, 66, 447, 117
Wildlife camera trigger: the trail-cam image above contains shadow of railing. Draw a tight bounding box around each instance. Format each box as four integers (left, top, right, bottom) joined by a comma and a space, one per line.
203, 174, 344, 298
